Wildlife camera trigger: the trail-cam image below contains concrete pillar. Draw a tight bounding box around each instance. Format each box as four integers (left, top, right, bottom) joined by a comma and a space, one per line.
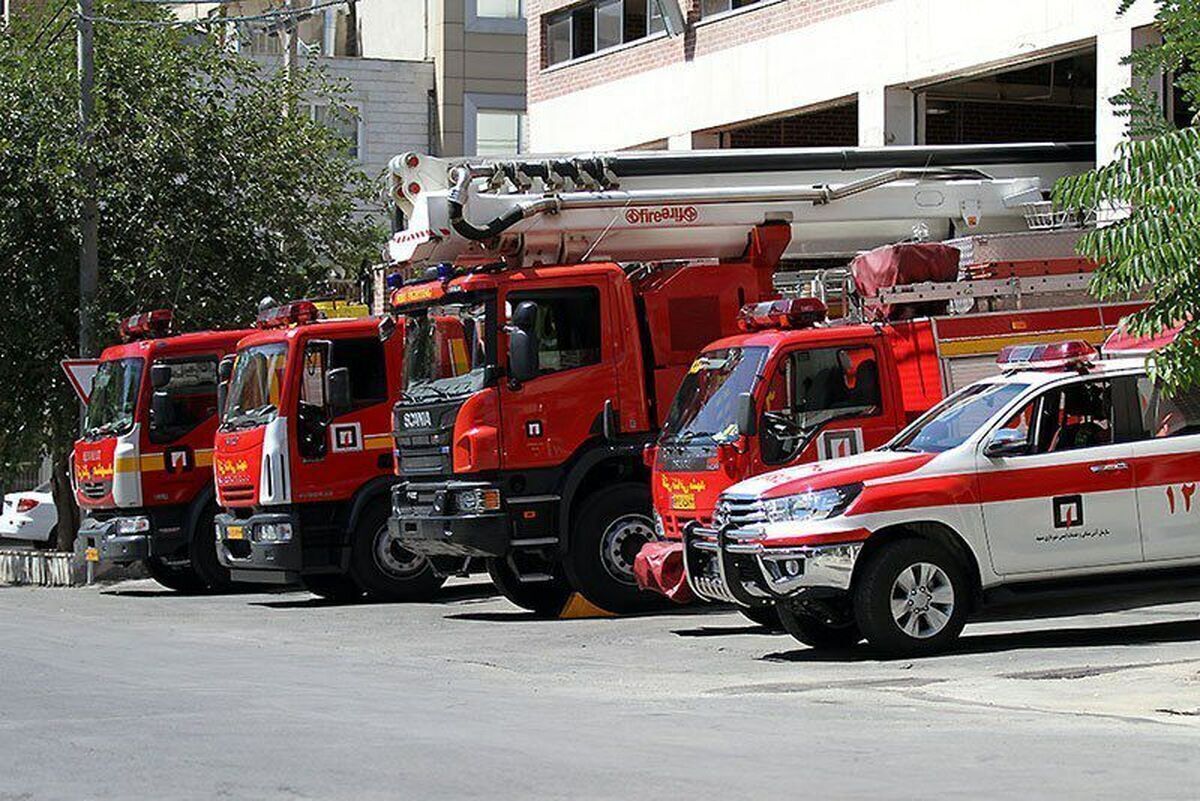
859, 86, 916, 147
1096, 27, 1134, 165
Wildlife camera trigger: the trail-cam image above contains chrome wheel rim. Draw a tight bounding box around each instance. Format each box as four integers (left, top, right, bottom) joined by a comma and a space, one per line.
889, 562, 955, 639
599, 514, 656, 585
373, 524, 427, 578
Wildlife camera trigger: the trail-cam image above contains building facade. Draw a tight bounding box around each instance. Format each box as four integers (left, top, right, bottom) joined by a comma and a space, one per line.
526, 0, 1163, 163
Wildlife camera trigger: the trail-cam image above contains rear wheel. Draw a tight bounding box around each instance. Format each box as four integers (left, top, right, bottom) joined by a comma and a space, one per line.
350, 503, 446, 602
563, 484, 665, 615
853, 539, 968, 657
302, 574, 364, 602
487, 556, 572, 617
777, 602, 862, 649
144, 557, 206, 594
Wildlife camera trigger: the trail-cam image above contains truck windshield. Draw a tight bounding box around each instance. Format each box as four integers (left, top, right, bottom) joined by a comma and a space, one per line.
661, 347, 768, 443
890, 381, 1029, 453
402, 299, 491, 401
223, 343, 288, 429
84, 358, 144, 438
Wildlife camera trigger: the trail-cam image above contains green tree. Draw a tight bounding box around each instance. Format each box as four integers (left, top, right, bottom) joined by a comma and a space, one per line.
1055, 1, 1200, 389
0, 0, 384, 548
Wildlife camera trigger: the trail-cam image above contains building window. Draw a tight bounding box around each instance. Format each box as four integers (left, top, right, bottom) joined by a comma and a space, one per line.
301, 103, 363, 161
544, 0, 665, 67
476, 109, 526, 155
477, 0, 523, 19
700, 0, 761, 18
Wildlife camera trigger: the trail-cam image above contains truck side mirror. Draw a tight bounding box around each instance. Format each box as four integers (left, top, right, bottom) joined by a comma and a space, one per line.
735, 392, 757, 437
218, 356, 234, 383
150, 363, 172, 390
151, 390, 175, 429
327, 367, 352, 415
217, 382, 228, 418
507, 301, 540, 385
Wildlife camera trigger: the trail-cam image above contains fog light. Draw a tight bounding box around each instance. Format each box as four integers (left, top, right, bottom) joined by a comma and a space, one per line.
255, 522, 293, 543
116, 516, 150, 535
783, 559, 803, 578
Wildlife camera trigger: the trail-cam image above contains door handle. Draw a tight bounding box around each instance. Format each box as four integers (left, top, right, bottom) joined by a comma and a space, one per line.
1089, 462, 1129, 473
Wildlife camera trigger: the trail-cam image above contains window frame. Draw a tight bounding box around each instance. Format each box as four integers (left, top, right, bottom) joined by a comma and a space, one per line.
148, 355, 221, 445
300, 101, 364, 162
542, 0, 669, 69
1133, 374, 1200, 441
464, 93, 527, 156
506, 286, 604, 379
468, 0, 526, 34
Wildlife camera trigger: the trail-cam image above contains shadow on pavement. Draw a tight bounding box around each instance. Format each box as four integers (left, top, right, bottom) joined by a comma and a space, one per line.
252, 581, 499, 610
759, 618, 1200, 664
674, 624, 784, 637
102, 585, 286, 598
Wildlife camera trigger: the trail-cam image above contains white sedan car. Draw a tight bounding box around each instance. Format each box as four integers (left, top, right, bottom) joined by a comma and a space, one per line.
0, 484, 57, 548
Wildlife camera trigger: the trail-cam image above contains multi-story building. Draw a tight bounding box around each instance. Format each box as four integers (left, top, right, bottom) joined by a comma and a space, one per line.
526, 0, 1168, 164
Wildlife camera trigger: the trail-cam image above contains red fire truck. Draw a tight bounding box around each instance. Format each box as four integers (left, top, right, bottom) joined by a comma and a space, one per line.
74, 311, 254, 592
212, 301, 431, 601
380, 143, 1091, 614
643, 236, 1144, 608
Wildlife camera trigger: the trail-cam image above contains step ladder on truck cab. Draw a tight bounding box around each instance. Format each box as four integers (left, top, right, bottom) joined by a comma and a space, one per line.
378, 142, 1100, 616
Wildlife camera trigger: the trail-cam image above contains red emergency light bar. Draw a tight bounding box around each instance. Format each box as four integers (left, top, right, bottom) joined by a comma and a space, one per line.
119, 309, 173, 341
736, 298, 827, 332
997, 340, 1097, 371
256, 300, 321, 329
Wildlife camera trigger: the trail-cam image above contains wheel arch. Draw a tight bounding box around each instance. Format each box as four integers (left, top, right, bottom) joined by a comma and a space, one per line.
855, 520, 984, 611
558, 442, 649, 552
345, 476, 399, 537
182, 483, 217, 544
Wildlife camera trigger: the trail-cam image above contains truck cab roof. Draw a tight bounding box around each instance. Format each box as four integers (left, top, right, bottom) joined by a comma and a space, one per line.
234, 316, 383, 349
99, 329, 254, 361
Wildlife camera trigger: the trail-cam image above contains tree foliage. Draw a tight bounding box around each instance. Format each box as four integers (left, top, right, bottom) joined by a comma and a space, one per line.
0, 1, 382, 523
1055, 1, 1200, 389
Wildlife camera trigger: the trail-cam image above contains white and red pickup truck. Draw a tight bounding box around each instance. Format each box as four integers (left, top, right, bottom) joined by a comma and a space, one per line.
684, 336, 1200, 655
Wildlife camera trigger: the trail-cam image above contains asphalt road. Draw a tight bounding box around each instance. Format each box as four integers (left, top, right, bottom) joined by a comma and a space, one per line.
2, 579, 1199, 801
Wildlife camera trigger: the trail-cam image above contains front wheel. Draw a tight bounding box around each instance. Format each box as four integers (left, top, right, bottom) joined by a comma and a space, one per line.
188, 507, 232, 592
777, 603, 861, 648
144, 557, 207, 594
853, 539, 968, 657
739, 605, 784, 632
349, 504, 446, 602
487, 557, 572, 617
563, 484, 665, 615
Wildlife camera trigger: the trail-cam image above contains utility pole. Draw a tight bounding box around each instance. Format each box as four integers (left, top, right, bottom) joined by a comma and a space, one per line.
77, 0, 98, 360
282, 0, 298, 115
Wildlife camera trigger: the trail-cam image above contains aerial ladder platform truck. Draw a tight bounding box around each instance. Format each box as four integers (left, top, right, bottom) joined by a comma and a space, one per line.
380, 141, 1095, 614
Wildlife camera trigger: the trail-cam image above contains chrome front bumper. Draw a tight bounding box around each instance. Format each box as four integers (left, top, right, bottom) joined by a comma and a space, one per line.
682, 523, 861, 606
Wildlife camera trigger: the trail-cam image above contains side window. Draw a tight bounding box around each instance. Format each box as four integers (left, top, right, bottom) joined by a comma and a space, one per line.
1031, 379, 1114, 454
1137, 377, 1200, 439
330, 337, 388, 408
760, 346, 882, 465
508, 288, 602, 377
149, 357, 218, 444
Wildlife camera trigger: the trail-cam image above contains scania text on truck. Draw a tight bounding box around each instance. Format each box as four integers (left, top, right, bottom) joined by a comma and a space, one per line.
74, 310, 254, 592
212, 301, 438, 601
685, 334, 1200, 656
381, 142, 1094, 613
645, 235, 1145, 602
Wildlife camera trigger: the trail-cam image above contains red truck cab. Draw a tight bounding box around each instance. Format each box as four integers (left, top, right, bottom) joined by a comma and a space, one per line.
386, 225, 786, 614
213, 302, 430, 601
74, 311, 253, 591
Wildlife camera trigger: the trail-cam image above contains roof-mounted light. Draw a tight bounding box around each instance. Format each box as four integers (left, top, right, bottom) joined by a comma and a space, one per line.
736, 298, 827, 332
255, 300, 321, 329
119, 309, 173, 341
997, 340, 1097, 372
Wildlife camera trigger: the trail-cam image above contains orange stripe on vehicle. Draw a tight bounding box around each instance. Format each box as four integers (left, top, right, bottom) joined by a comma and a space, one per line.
937, 327, 1110, 358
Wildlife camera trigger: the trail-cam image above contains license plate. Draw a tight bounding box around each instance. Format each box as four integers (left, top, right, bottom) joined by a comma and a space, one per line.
671, 493, 696, 511
85, 547, 99, 562
226, 525, 245, 541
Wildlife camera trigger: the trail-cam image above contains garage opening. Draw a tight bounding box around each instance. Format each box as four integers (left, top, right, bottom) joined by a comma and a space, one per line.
701, 99, 858, 149
919, 50, 1096, 145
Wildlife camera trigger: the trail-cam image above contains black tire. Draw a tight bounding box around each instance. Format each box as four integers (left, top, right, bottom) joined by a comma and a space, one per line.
853, 538, 969, 657
302, 574, 364, 602
777, 604, 862, 648
187, 506, 232, 592
349, 502, 446, 602
144, 556, 207, 594
738, 605, 784, 632
563, 483, 665, 615
487, 556, 572, 617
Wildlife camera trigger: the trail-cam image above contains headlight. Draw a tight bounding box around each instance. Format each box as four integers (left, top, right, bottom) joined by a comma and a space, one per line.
255, 522, 293, 543
761, 484, 861, 524
653, 510, 666, 541
454, 488, 501, 515
116, 516, 150, 534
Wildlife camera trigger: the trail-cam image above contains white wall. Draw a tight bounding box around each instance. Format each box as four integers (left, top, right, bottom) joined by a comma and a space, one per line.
530, 0, 1158, 163
358, 0, 429, 61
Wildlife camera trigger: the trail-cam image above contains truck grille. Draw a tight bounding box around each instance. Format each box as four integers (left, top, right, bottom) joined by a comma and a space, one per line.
397, 443, 451, 477
221, 484, 255, 503
712, 495, 766, 530
80, 481, 110, 501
